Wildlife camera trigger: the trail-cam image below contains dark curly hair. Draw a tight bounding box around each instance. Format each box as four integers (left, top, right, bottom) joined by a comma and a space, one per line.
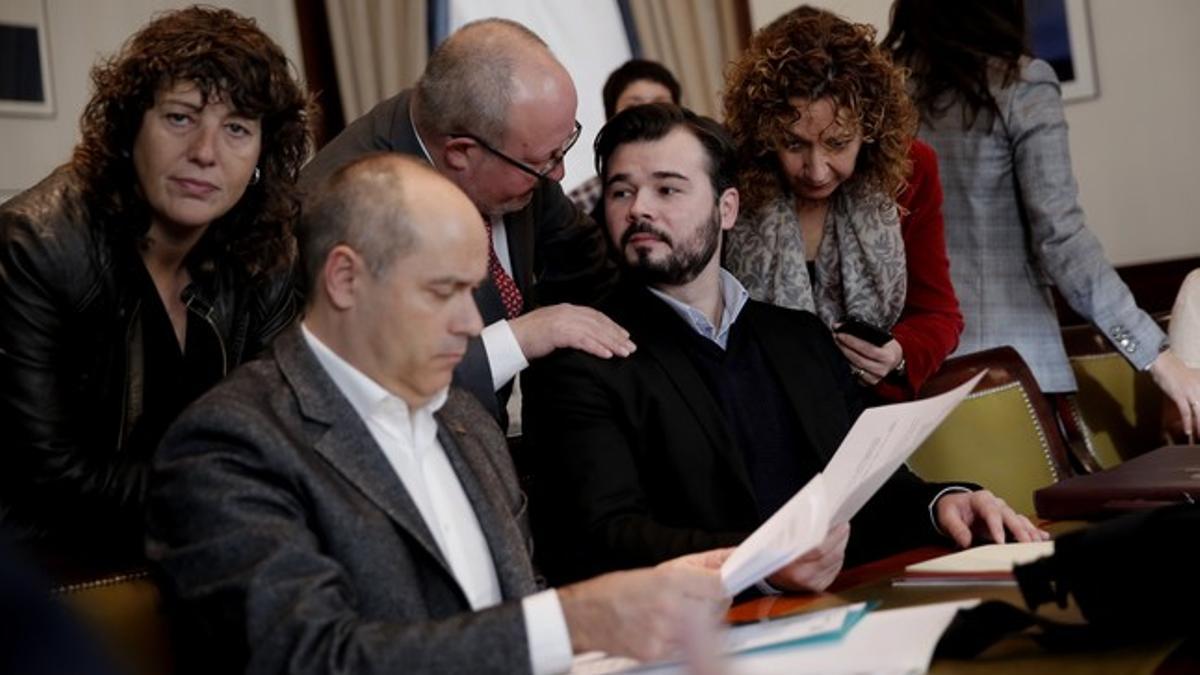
71, 5, 313, 276
723, 5, 917, 214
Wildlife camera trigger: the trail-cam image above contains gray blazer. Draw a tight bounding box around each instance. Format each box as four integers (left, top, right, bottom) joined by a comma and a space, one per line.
145, 326, 541, 674
299, 90, 618, 420
919, 58, 1164, 392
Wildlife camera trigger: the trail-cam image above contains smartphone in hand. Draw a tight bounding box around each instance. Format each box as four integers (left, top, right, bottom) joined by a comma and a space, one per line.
834, 316, 892, 347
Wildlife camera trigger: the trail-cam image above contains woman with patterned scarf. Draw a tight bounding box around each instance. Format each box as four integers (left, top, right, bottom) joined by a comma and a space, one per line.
723, 5, 962, 401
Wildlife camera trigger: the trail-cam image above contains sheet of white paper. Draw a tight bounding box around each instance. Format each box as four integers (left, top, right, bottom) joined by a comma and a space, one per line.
906, 541, 1055, 574
718, 371, 986, 595
720, 474, 830, 595
824, 371, 987, 525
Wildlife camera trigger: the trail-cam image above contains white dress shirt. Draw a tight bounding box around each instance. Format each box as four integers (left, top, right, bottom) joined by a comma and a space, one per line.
301, 325, 571, 673
482, 216, 531, 390
410, 113, 529, 392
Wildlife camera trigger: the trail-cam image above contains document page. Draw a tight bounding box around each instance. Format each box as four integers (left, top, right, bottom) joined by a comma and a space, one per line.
906, 541, 1055, 574
824, 371, 986, 526
720, 371, 986, 595
893, 541, 1055, 586
720, 475, 830, 595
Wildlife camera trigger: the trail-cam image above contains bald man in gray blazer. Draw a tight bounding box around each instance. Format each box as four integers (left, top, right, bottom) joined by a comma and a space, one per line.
146, 155, 728, 674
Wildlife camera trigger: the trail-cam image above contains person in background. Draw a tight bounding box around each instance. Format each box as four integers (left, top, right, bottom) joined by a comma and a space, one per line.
0, 6, 310, 566
722, 6, 963, 402
568, 58, 682, 217
299, 19, 630, 426
1167, 270, 1200, 441
884, 0, 1200, 438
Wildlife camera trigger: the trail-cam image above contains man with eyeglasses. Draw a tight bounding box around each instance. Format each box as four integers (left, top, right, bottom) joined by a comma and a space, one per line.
301, 18, 629, 424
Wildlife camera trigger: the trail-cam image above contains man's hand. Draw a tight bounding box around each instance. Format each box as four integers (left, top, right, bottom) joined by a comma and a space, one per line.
661, 547, 735, 572
767, 523, 849, 592
557, 558, 729, 663
935, 490, 1050, 548
833, 332, 904, 386
509, 304, 636, 361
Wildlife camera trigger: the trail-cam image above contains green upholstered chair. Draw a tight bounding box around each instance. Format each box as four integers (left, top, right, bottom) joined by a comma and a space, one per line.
907, 346, 1075, 515
1059, 319, 1168, 470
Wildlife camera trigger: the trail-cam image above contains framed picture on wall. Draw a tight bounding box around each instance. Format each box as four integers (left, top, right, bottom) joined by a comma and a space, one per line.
0, 0, 54, 117
1026, 0, 1098, 102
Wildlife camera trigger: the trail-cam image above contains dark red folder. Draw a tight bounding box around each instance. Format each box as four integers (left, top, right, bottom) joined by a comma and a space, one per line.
1034, 445, 1200, 520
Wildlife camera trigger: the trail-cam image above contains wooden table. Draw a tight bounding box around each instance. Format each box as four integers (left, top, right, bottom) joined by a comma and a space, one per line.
728, 526, 1190, 674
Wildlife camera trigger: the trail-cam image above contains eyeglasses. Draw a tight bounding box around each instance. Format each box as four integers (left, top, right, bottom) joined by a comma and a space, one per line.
452, 121, 583, 180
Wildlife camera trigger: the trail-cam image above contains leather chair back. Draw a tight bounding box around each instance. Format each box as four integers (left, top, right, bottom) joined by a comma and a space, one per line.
908, 347, 1074, 515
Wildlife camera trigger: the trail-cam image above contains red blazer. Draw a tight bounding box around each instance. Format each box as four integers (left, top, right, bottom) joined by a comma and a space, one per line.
875, 140, 964, 400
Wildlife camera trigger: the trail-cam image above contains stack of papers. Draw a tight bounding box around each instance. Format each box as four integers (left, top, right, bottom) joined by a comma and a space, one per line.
720, 372, 987, 595
569, 600, 978, 674
570, 602, 872, 674
722, 599, 979, 674
893, 541, 1056, 586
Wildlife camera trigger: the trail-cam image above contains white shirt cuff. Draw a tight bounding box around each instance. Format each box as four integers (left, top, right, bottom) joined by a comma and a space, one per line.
523, 589, 573, 675
928, 486, 973, 536
482, 319, 529, 391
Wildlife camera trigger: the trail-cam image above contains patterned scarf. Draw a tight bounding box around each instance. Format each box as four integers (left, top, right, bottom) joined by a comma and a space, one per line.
725, 183, 906, 331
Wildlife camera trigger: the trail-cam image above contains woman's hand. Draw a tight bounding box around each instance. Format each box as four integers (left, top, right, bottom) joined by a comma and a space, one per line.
834, 331, 904, 385
1148, 350, 1200, 443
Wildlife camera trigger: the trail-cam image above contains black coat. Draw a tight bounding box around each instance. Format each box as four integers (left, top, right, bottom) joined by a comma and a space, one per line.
0, 168, 297, 560
523, 283, 959, 584
146, 327, 539, 674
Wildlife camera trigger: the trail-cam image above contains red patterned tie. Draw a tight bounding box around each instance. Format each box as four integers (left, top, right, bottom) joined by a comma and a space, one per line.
485, 219, 524, 319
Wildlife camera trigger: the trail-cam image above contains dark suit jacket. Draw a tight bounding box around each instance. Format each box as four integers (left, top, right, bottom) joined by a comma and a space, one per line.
146, 326, 541, 674
523, 284, 958, 584
299, 91, 618, 419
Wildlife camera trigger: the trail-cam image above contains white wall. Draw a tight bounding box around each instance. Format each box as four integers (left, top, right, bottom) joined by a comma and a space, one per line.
0, 0, 301, 200
749, 0, 1200, 265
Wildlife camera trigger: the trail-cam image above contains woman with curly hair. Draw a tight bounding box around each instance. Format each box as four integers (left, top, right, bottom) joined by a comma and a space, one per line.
0, 6, 312, 563
723, 6, 962, 400
885, 0, 1200, 439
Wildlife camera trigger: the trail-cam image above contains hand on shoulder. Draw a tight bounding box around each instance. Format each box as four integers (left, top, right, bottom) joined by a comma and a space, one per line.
509, 303, 636, 361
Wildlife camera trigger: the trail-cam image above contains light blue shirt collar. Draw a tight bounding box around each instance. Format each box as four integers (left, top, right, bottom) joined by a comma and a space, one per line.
647, 269, 750, 350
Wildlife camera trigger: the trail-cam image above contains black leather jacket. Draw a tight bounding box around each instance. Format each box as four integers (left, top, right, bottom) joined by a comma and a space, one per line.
0, 168, 298, 559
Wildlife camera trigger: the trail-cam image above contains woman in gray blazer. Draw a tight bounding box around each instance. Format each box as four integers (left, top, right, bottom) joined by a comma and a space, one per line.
885, 0, 1200, 439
